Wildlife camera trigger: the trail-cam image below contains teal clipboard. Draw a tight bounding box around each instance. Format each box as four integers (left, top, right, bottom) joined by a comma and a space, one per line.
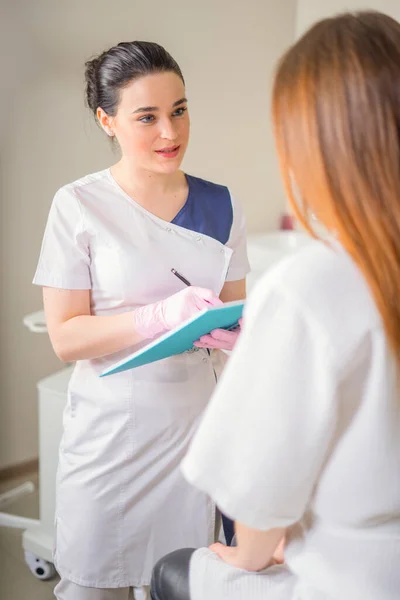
100, 300, 244, 377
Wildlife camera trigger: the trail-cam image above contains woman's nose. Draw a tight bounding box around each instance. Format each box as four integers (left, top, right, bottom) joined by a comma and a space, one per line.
159, 118, 178, 141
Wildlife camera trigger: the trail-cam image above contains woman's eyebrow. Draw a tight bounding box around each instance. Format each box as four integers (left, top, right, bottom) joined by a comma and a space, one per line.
132, 97, 188, 114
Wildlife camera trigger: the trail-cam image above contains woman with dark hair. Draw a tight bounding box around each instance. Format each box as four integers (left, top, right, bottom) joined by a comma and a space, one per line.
33, 41, 249, 599
151, 11, 400, 600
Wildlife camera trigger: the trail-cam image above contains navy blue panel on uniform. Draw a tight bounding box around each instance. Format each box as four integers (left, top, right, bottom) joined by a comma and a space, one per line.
171, 175, 233, 245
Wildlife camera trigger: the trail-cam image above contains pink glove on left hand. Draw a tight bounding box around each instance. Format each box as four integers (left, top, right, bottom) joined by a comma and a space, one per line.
194, 319, 243, 351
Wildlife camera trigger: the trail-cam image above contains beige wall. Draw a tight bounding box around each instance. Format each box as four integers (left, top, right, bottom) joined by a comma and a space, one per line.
296, 0, 400, 37
0, 0, 297, 469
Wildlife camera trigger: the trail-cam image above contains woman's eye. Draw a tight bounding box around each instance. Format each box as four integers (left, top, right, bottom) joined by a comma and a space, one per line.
173, 107, 187, 117
138, 115, 155, 124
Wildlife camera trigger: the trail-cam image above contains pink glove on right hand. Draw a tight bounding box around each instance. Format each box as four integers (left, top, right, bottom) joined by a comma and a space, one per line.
133, 286, 223, 339
193, 318, 243, 351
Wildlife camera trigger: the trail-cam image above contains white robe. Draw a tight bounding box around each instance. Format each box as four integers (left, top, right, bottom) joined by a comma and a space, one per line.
182, 241, 400, 600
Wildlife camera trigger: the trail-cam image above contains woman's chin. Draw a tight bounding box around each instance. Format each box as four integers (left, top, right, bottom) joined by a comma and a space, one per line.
152, 158, 184, 175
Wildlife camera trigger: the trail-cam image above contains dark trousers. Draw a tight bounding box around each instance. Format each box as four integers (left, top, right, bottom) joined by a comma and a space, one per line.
221, 514, 235, 546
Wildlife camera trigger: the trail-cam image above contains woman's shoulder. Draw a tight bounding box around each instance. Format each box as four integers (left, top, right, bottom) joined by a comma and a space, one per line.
251, 239, 382, 361
265, 239, 367, 301
185, 173, 229, 195
57, 168, 110, 198
184, 173, 243, 219
185, 174, 237, 209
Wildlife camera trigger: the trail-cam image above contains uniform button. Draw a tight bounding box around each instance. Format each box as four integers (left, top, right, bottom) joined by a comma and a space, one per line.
196, 235, 202, 242
202, 357, 208, 363
220, 249, 225, 253
166, 227, 172, 232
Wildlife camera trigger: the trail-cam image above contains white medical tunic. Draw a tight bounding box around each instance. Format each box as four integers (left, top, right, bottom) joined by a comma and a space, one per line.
33, 169, 250, 588
183, 241, 400, 600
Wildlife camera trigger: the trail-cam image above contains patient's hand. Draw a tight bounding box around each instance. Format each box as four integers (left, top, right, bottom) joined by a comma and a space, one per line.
210, 523, 286, 572
209, 542, 281, 571
209, 543, 245, 569
209, 534, 286, 571
272, 536, 285, 565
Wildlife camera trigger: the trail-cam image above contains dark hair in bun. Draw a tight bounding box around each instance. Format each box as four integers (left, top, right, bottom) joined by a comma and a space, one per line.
84, 41, 184, 117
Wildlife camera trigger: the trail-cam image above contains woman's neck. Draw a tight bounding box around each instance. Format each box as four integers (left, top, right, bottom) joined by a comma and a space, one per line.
110, 158, 189, 222
111, 158, 185, 199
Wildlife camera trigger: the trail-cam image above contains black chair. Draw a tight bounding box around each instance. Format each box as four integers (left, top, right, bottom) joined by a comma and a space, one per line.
150, 548, 195, 600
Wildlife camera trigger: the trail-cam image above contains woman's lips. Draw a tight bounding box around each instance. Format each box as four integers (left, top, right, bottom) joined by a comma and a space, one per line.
155, 145, 180, 159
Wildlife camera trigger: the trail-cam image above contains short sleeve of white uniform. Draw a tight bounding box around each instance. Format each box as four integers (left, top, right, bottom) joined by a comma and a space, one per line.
181, 273, 338, 531
33, 187, 91, 290
224, 192, 250, 282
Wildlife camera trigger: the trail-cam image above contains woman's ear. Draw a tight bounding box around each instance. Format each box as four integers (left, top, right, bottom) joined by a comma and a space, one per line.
96, 107, 115, 137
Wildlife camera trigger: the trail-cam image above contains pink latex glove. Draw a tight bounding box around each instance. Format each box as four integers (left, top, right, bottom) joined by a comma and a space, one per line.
194, 318, 243, 351
133, 286, 223, 339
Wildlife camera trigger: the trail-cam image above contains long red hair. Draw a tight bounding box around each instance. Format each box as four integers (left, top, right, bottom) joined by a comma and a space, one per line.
273, 11, 400, 360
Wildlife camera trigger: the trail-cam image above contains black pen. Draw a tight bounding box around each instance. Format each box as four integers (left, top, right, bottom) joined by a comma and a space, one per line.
171, 268, 191, 287
171, 268, 216, 314
172, 269, 213, 353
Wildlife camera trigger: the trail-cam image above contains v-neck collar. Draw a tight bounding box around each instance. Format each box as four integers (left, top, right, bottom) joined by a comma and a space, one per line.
106, 168, 192, 225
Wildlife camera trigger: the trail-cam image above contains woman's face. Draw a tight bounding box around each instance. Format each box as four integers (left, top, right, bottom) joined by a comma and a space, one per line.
99, 71, 190, 175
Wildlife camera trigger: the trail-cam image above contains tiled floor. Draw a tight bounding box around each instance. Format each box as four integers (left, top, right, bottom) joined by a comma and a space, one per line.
0, 473, 59, 599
